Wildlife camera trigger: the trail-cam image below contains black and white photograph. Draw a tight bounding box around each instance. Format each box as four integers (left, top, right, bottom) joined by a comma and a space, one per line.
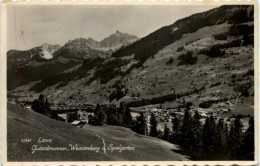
2, 3, 257, 163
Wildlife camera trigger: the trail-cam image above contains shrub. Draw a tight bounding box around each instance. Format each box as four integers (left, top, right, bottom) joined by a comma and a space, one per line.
178, 51, 198, 65
214, 33, 227, 40
198, 49, 208, 55
246, 69, 254, 76
210, 81, 221, 87
199, 100, 214, 108
198, 39, 241, 57
185, 102, 193, 110
207, 46, 223, 57
177, 46, 184, 52
109, 87, 127, 102
234, 83, 251, 97
166, 57, 174, 65
229, 39, 242, 47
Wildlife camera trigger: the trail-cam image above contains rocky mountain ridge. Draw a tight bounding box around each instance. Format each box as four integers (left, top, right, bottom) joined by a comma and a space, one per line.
65, 31, 138, 51
7, 31, 138, 62
7, 43, 61, 62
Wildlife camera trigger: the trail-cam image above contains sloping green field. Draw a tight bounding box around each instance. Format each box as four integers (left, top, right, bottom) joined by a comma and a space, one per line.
7, 103, 188, 161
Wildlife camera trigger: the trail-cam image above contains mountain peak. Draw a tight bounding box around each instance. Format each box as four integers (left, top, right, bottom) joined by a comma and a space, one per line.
87, 37, 96, 41
41, 43, 61, 49
41, 43, 50, 47
100, 31, 138, 48
115, 30, 122, 34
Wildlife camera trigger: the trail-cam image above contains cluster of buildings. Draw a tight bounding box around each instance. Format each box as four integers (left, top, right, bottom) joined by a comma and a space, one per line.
57, 110, 94, 128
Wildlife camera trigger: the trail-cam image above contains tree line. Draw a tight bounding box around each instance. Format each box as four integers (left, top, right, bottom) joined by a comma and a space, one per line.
148, 106, 254, 160
91, 102, 133, 128
31, 94, 65, 121
127, 86, 205, 108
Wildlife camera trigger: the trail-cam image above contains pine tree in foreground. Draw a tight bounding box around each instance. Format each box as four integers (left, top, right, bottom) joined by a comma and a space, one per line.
202, 116, 217, 152
181, 109, 193, 147
135, 112, 146, 135
171, 116, 180, 144
193, 111, 202, 148
228, 117, 243, 159
150, 113, 158, 137
241, 116, 254, 160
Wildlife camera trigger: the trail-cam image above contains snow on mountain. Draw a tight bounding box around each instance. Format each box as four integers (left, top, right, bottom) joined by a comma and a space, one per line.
41, 43, 61, 59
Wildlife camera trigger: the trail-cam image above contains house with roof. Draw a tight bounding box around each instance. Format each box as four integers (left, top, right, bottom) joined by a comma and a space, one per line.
71, 120, 85, 128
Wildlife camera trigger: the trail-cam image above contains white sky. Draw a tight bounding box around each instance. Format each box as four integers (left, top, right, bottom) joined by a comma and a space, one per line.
7, 5, 219, 51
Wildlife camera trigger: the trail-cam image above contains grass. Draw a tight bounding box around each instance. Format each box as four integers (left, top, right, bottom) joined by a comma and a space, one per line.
7, 103, 188, 161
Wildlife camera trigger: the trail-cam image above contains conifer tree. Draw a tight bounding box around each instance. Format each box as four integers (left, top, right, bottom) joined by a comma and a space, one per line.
209, 115, 218, 150
116, 105, 123, 126
193, 111, 201, 129
242, 116, 254, 160
135, 112, 146, 135
124, 106, 133, 127
193, 111, 202, 148
202, 116, 210, 150
202, 116, 217, 151
119, 102, 131, 126
216, 118, 224, 147
93, 104, 106, 125
150, 113, 158, 137
181, 108, 193, 147
171, 116, 180, 143
172, 116, 179, 131
224, 122, 229, 139
228, 117, 243, 159
216, 118, 228, 158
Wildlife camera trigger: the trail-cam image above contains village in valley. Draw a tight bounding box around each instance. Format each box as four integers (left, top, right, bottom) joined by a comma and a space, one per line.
12, 93, 251, 133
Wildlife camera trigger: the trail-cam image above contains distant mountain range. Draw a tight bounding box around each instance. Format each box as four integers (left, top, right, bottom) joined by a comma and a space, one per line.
7, 31, 138, 62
